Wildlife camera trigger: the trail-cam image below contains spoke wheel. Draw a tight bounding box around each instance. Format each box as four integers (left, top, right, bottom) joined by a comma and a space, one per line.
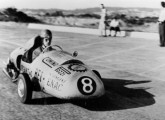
17, 73, 33, 104
18, 78, 25, 98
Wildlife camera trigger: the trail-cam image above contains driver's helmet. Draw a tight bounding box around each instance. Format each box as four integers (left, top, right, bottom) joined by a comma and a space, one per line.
40, 29, 52, 45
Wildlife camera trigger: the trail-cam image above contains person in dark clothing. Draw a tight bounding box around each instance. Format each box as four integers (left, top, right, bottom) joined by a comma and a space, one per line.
158, 1, 165, 47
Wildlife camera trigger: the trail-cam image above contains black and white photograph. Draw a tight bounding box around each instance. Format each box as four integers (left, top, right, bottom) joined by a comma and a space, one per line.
0, 0, 165, 120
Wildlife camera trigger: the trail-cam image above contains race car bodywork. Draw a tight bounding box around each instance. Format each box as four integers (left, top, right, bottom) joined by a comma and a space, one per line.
3, 45, 105, 103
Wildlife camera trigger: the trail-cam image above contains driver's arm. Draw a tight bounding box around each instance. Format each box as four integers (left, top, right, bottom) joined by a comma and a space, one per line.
32, 47, 42, 61
42, 46, 53, 53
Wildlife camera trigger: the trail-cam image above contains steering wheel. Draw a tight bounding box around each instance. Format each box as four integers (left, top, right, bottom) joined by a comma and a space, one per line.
42, 45, 63, 53
51, 45, 63, 51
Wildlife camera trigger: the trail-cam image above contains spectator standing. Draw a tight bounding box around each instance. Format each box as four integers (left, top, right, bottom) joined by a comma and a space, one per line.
109, 17, 121, 37
158, 1, 165, 47
99, 4, 107, 37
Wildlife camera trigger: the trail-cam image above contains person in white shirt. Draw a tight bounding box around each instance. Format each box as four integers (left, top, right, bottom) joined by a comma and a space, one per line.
109, 17, 121, 37
98, 4, 107, 37
158, 1, 165, 47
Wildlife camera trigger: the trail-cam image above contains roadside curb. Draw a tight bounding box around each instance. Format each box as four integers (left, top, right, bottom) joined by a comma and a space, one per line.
28, 23, 100, 35
28, 23, 159, 40
128, 32, 159, 40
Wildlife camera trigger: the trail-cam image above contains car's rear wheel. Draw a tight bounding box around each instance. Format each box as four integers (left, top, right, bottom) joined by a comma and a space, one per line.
17, 73, 33, 104
92, 70, 101, 79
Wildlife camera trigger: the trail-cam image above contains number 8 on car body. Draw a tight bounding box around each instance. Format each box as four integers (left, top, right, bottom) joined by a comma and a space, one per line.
77, 76, 96, 95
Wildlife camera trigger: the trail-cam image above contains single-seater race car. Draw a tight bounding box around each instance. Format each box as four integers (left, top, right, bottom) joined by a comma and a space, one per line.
3, 45, 105, 104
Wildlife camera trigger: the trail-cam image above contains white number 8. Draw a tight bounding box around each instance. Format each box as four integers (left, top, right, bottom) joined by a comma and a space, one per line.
82, 78, 93, 93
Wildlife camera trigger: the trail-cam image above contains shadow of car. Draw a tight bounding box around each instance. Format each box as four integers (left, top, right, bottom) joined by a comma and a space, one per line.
29, 78, 155, 112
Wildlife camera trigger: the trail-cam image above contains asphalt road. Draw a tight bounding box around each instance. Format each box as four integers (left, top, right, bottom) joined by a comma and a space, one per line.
0, 22, 165, 120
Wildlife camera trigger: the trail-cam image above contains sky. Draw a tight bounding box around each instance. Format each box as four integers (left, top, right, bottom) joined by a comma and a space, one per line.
0, 0, 164, 10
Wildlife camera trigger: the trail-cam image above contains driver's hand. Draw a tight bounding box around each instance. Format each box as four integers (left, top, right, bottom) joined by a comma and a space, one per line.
42, 46, 52, 53
48, 46, 53, 51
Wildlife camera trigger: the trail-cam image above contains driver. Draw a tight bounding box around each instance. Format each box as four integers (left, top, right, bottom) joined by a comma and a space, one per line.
23, 29, 52, 63
7, 29, 52, 82
6, 29, 52, 80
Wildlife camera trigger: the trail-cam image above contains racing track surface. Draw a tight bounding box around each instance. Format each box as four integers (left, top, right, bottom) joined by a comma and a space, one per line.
0, 22, 165, 120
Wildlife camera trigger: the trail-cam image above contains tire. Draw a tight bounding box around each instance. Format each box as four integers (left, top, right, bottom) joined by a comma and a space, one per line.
6, 60, 19, 81
92, 70, 102, 79
17, 73, 33, 104
16, 55, 22, 70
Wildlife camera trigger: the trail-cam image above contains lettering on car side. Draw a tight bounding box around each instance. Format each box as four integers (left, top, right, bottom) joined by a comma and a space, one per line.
46, 74, 66, 91
42, 57, 58, 68
55, 66, 71, 76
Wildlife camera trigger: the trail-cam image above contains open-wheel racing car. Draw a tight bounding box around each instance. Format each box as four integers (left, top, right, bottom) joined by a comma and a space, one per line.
3, 45, 105, 104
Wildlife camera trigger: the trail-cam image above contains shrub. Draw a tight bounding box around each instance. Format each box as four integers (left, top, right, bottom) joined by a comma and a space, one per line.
2, 7, 41, 23
76, 13, 100, 19
50, 11, 64, 17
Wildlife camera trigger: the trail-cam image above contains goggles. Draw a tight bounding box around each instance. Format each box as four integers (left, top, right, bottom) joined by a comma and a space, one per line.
42, 37, 51, 42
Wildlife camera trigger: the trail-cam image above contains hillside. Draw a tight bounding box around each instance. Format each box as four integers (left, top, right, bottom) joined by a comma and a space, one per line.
0, 7, 161, 32
22, 7, 160, 17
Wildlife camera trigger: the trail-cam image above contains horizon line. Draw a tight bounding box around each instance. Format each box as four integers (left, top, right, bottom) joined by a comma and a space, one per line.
0, 6, 160, 11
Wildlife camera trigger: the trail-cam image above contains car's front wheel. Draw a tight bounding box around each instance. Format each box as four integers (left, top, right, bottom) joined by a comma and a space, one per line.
17, 73, 33, 104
